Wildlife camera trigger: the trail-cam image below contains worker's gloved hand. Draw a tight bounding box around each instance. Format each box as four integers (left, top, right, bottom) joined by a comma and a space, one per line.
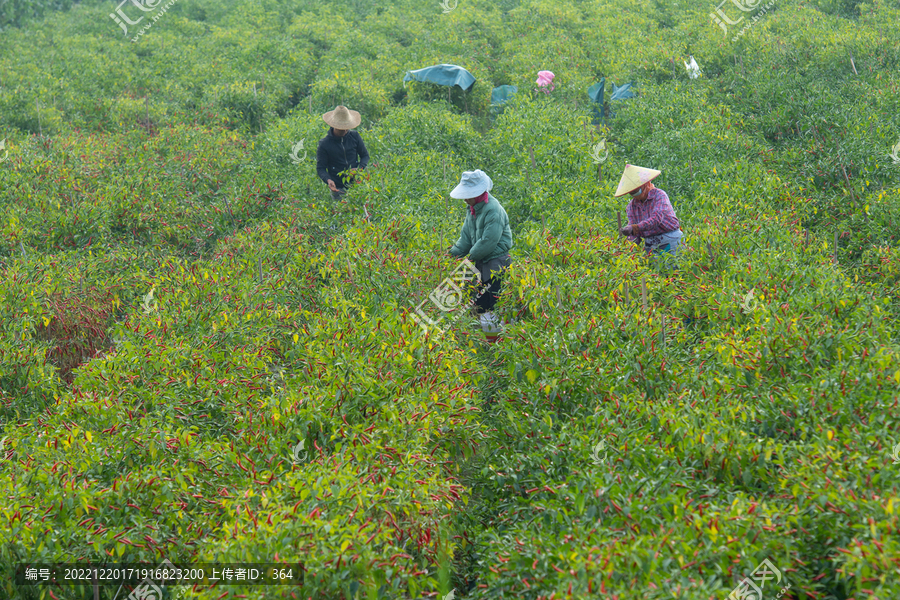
619, 225, 633, 236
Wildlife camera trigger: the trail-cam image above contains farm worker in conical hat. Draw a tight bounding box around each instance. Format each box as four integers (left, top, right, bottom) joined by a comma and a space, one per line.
536, 70, 555, 93
448, 170, 514, 342
316, 105, 369, 200
615, 164, 683, 256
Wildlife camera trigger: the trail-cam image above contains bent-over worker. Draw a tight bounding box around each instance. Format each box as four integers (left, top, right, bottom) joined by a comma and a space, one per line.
448, 169, 514, 342
615, 164, 683, 256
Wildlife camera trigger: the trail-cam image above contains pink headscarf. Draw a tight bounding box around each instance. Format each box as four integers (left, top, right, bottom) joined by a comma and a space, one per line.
536, 70, 555, 93
468, 191, 489, 216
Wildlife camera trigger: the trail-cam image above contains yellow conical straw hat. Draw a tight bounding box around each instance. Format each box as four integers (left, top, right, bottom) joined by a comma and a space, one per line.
614, 164, 661, 197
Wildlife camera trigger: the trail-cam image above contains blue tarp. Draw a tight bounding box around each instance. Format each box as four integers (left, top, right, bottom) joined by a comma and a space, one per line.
491, 85, 518, 105
588, 79, 635, 123
610, 82, 635, 101
588, 79, 605, 123
587, 79, 605, 104
403, 64, 476, 92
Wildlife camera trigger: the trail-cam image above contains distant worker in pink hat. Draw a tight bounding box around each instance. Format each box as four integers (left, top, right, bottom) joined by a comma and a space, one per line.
536, 70, 555, 94
615, 164, 683, 256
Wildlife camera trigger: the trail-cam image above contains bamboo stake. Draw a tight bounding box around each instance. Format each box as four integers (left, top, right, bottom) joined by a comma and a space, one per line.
625, 284, 630, 305
834, 229, 839, 262
841, 164, 859, 214
258, 258, 263, 284
805, 229, 809, 248
617, 211, 622, 232
641, 277, 648, 311
442, 156, 448, 250
659, 316, 666, 348
529, 146, 536, 169
850, 49, 858, 76
223, 195, 237, 231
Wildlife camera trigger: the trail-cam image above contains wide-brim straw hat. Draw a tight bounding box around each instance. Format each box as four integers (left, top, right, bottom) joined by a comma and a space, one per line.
322, 105, 361, 129
614, 163, 661, 197
450, 169, 493, 199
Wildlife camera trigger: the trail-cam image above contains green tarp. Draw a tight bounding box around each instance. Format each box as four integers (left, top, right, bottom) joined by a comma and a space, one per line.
491, 85, 518, 105
403, 64, 476, 92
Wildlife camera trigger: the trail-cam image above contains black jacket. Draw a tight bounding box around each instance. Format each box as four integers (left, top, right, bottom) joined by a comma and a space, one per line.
316, 128, 369, 189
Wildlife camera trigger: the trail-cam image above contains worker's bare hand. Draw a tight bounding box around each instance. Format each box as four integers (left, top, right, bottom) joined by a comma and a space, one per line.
327, 179, 339, 192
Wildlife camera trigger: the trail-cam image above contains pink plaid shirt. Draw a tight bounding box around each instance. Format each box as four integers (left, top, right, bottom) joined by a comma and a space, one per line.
626, 187, 680, 242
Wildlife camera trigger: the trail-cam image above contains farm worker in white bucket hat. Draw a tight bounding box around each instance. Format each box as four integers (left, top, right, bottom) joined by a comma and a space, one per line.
615, 164, 683, 256
316, 105, 369, 200
448, 170, 514, 343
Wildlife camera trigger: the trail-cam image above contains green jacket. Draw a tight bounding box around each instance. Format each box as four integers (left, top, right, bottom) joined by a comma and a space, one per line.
449, 193, 513, 262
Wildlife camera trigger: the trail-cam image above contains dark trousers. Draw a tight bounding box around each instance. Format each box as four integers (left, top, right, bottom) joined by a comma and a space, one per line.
472, 255, 512, 314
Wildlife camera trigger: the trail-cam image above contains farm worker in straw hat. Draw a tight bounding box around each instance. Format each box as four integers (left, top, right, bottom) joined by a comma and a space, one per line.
448, 170, 514, 342
316, 105, 369, 200
615, 164, 683, 256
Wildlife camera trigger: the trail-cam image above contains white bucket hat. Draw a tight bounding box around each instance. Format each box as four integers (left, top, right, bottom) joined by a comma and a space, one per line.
322, 105, 361, 129
450, 169, 493, 199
